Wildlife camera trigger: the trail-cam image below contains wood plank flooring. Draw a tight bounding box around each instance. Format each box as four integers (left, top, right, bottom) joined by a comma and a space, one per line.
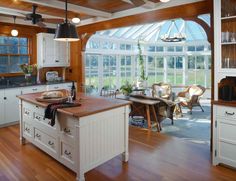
0, 125, 236, 181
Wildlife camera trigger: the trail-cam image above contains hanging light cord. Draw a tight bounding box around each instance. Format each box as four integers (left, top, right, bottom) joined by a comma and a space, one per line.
13, 16, 16, 24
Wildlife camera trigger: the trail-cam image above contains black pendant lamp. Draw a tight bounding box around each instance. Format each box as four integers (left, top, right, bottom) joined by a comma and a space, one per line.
54, 0, 79, 41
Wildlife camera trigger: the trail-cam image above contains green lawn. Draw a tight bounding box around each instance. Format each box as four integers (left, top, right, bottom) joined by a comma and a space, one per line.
86, 72, 210, 90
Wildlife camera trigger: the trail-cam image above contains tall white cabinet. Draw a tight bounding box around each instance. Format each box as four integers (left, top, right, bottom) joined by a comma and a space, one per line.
37, 33, 70, 68
213, 0, 236, 168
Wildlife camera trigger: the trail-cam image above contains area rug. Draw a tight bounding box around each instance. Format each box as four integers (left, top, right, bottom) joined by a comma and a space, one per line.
130, 101, 211, 145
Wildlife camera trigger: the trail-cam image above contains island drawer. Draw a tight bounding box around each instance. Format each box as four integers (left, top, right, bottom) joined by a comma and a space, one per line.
34, 128, 58, 157
60, 141, 75, 170
33, 112, 57, 130
23, 121, 33, 139
58, 114, 75, 141
23, 107, 33, 122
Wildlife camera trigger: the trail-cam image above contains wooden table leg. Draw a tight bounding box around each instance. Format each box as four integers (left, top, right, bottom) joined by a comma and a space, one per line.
151, 105, 161, 132
146, 105, 151, 129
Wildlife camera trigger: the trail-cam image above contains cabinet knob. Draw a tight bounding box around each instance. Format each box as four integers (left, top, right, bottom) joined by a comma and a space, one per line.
55, 60, 60, 63
64, 128, 71, 133
4, 97, 6, 100
64, 150, 71, 156
36, 133, 41, 138
48, 141, 54, 146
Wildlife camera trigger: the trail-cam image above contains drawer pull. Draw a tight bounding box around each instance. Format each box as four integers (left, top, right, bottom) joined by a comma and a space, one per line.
48, 141, 54, 146
225, 111, 235, 116
48, 121, 51, 125
36, 133, 41, 138
64, 150, 71, 156
25, 111, 30, 115
32, 88, 38, 91
35, 116, 41, 120
54, 86, 59, 89
64, 128, 71, 133
25, 127, 30, 132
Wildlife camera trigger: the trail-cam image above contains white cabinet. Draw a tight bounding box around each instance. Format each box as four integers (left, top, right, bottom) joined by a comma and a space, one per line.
21, 85, 45, 94
0, 90, 5, 125
37, 33, 70, 68
0, 88, 21, 126
5, 88, 22, 124
46, 82, 73, 91
213, 105, 236, 168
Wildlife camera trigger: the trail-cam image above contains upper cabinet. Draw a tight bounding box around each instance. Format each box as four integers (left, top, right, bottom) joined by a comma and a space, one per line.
215, 0, 236, 72
37, 33, 70, 68
214, 0, 236, 99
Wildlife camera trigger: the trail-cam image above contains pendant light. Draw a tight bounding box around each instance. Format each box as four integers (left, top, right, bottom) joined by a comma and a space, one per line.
11, 16, 18, 37
54, 0, 79, 41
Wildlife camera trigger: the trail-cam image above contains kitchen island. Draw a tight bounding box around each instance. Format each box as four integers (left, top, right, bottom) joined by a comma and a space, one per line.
18, 92, 130, 181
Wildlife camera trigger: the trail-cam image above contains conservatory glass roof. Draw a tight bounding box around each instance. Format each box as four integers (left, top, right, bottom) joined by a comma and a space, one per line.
96, 14, 210, 43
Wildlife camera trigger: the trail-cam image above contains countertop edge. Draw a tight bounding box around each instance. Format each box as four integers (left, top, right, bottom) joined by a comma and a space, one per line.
212, 100, 236, 107
18, 94, 131, 118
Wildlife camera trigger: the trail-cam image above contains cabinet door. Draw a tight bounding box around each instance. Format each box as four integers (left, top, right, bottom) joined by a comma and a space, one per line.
5, 88, 22, 124
0, 90, 5, 125
216, 117, 236, 168
46, 84, 66, 91
43, 34, 55, 66
54, 41, 70, 66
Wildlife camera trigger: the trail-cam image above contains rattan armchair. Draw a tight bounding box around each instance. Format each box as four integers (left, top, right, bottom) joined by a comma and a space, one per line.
177, 85, 206, 114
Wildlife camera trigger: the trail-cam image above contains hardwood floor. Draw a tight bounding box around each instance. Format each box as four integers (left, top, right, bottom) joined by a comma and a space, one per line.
0, 125, 236, 181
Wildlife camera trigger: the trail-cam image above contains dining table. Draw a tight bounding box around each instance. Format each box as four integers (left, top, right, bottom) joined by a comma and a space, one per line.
116, 94, 161, 131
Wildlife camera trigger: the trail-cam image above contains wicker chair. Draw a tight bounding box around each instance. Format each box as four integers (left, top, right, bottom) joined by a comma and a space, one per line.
177, 85, 206, 114
100, 87, 119, 98
152, 83, 173, 100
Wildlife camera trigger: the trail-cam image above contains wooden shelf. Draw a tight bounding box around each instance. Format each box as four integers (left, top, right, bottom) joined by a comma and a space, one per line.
221, 15, 236, 21
221, 42, 236, 45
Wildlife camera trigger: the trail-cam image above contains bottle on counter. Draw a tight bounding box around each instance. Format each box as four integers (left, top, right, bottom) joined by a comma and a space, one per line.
71, 81, 76, 101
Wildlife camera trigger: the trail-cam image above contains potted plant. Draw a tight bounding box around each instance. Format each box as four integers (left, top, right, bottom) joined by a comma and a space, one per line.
137, 40, 148, 88
19, 64, 37, 84
120, 81, 133, 97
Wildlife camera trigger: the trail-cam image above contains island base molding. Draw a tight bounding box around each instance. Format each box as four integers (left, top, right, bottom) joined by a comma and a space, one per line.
19, 100, 129, 181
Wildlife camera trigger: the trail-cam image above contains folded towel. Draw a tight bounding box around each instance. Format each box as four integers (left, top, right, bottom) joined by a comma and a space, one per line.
44, 102, 81, 126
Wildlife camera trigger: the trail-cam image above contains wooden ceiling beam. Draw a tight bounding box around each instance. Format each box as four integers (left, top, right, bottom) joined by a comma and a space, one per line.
77, 1, 211, 34
0, 7, 64, 19
19, 0, 112, 18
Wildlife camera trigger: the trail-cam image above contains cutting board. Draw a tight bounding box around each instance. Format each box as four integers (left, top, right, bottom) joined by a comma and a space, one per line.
35, 96, 68, 103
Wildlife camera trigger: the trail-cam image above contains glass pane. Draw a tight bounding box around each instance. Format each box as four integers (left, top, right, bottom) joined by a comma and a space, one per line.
187, 71, 196, 85
196, 69, 205, 85
167, 46, 175, 52
8, 45, 18, 54
167, 57, 175, 84
19, 38, 28, 46
196, 45, 204, 51
187, 46, 195, 51
126, 56, 131, 65
176, 57, 183, 69
8, 37, 19, 45
0, 45, 8, 54
148, 46, 155, 52
120, 44, 125, 50
156, 46, 164, 52
19, 56, 29, 64
196, 56, 205, 69
188, 56, 195, 69
176, 46, 183, 52
126, 44, 131, 50
156, 57, 164, 68
19, 46, 28, 54
9, 56, 20, 73
0, 56, 8, 73
0, 36, 7, 44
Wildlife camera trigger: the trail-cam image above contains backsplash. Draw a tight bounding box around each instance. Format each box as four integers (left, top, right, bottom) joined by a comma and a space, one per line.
0, 75, 37, 86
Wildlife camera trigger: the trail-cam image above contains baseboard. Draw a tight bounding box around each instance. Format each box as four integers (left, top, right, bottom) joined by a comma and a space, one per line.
0, 121, 19, 128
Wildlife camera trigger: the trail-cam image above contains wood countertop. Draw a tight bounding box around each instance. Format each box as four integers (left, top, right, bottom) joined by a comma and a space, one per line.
212, 100, 236, 107
17, 92, 131, 118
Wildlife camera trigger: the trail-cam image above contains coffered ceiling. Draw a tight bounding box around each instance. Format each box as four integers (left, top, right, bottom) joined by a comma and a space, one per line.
0, 0, 206, 28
